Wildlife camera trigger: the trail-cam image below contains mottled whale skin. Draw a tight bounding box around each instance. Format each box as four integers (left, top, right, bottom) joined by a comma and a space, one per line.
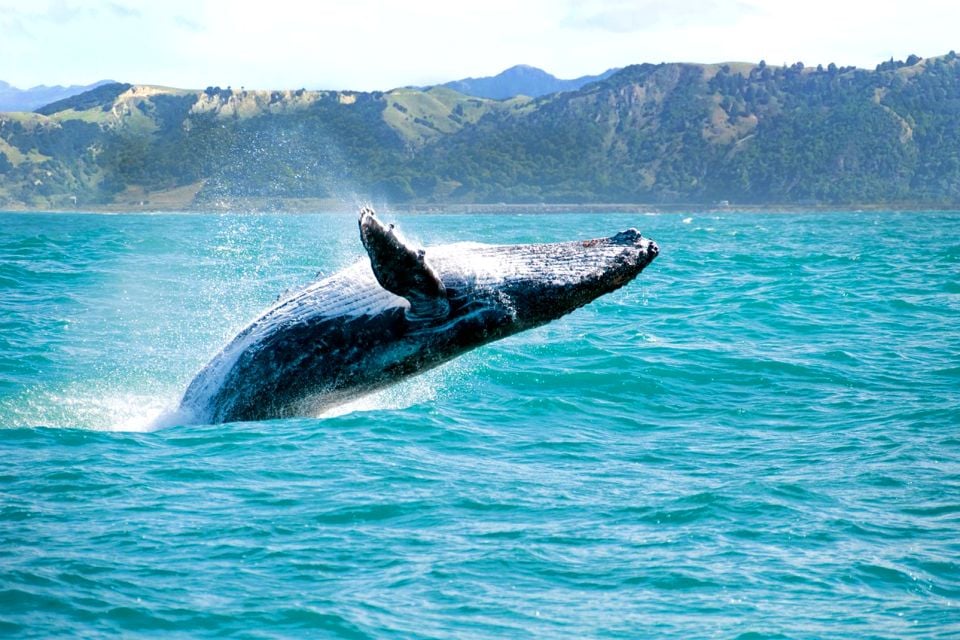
178, 208, 659, 423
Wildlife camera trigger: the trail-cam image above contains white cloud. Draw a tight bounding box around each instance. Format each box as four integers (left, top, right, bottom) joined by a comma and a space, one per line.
0, 0, 957, 90
45, 0, 91, 24
105, 2, 142, 19
173, 15, 204, 32
562, 0, 757, 33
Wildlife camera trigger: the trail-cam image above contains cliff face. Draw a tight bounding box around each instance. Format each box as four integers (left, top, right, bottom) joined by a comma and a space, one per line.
2, 53, 959, 210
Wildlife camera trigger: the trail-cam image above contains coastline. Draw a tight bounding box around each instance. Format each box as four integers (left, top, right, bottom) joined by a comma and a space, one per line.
2, 199, 960, 215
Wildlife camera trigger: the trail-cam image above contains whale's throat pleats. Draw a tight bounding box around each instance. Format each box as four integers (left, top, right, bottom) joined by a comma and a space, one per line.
359, 208, 450, 319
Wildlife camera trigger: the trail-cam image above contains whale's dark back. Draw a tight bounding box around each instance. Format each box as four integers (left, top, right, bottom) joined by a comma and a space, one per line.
179, 260, 408, 422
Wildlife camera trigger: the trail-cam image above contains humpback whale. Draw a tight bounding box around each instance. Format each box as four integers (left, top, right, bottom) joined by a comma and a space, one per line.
178, 208, 659, 423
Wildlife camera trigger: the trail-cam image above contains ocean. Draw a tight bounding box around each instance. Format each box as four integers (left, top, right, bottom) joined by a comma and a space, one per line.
1, 210, 958, 638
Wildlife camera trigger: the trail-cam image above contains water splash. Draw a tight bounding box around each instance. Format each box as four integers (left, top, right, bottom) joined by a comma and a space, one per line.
317, 374, 440, 419
3, 384, 180, 432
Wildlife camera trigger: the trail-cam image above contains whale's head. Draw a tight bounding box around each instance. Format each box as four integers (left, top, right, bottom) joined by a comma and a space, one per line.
510, 228, 658, 327
432, 228, 659, 331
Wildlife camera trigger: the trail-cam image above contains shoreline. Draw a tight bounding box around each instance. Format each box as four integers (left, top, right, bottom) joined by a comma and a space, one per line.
2, 200, 960, 215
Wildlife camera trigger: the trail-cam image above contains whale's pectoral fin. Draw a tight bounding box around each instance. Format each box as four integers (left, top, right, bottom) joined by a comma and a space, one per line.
358, 207, 450, 318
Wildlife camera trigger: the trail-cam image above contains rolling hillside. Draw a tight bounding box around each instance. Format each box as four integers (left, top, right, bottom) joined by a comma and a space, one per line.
1, 53, 958, 210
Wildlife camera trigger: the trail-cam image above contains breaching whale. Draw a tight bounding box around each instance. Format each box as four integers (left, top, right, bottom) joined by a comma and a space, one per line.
178, 208, 659, 423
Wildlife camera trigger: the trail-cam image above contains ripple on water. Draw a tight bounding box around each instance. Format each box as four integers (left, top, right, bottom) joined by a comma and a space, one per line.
1, 211, 960, 637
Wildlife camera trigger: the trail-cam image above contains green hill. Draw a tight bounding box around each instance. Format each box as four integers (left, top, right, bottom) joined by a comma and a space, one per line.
2, 53, 959, 210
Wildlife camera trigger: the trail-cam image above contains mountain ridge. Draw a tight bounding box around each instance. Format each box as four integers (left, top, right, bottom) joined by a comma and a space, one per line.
438, 64, 621, 99
1, 54, 958, 210
0, 79, 116, 113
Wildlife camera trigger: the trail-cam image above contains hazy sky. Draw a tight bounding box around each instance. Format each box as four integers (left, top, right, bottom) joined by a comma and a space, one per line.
1, 0, 957, 90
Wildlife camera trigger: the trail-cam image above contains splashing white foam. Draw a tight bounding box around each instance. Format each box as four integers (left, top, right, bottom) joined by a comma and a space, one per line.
8, 388, 182, 432
316, 374, 439, 419
4, 351, 481, 431
99, 396, 181, 433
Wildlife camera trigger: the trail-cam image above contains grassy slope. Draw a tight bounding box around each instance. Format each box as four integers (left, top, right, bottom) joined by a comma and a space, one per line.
382, 87, 530, 147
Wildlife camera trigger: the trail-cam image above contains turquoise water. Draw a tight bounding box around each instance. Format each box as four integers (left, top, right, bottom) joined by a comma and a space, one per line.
1, 210, 959, 638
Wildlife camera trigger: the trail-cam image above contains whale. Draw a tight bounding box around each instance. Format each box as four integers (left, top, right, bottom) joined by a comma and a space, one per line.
178, 208, 659, 423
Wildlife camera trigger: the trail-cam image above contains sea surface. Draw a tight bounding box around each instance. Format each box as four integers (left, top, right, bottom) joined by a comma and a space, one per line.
1, 210, 958, 638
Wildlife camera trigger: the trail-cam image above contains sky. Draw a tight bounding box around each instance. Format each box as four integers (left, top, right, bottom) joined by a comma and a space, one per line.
0, 0, 957, 91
